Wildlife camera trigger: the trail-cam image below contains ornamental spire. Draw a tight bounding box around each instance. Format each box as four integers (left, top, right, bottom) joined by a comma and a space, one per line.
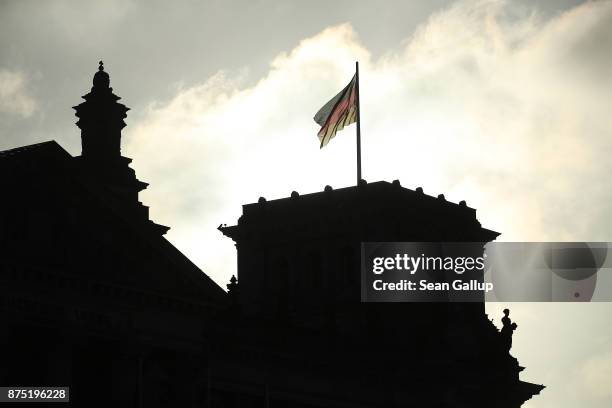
73, 61, 129, 160
70, 61, 169, 235
92, 60, 110, 90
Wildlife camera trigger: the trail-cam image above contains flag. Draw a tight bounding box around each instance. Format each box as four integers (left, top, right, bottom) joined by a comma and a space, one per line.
313, 73, 358, 148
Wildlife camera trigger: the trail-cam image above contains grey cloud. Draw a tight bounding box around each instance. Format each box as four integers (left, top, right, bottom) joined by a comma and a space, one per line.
0, 69, 37, 117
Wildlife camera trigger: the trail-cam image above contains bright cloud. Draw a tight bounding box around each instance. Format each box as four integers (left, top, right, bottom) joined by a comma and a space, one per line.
125, 0, 612, 287
578, 350, 612, 399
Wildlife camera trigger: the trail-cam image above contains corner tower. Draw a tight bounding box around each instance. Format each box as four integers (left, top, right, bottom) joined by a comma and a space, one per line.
74, 61, 128, 160
220, 180, 544, 407
73, 61, 168, 235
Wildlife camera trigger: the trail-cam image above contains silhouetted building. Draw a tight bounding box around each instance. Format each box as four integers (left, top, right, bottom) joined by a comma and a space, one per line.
0, 63, 226, 407
0, 63, 544, 407
219, 182, 543, 407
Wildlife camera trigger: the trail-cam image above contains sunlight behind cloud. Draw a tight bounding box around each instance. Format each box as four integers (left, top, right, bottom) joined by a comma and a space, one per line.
126, 0, 612, 286
579, 350, 612, 399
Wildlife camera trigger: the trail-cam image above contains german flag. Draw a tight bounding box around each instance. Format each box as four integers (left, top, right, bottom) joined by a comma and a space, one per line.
313, 74, 358, 148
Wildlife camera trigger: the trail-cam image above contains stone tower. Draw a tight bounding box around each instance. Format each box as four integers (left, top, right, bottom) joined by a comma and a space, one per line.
73, 61, 168, 235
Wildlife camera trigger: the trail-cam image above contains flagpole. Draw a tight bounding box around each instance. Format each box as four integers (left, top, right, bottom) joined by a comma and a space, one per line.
355, 61, 362, 185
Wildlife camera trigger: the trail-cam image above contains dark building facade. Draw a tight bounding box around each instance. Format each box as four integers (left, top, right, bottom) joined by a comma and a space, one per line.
219, 182, 543, 407
0, 63, 543, 407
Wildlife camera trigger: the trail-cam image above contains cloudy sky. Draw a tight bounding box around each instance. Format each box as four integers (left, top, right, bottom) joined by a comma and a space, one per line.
2, 0, 612, 406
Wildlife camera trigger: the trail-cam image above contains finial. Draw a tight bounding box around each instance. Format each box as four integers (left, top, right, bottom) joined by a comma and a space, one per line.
92, 60, 110, 89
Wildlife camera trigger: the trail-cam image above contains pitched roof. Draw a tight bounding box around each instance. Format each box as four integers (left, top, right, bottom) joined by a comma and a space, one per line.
0, 140, 64, 158
0, 139, 227, 305
0, 140, 71, 167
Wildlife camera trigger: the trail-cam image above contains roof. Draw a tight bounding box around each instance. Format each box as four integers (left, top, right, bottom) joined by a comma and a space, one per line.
220, 179, 500, 242
0, 139, 227, 305
0, 140, 65, 158
0, 140, 72, 167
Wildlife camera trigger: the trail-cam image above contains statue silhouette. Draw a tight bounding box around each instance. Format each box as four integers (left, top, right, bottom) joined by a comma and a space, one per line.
501, 308, 518, 352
